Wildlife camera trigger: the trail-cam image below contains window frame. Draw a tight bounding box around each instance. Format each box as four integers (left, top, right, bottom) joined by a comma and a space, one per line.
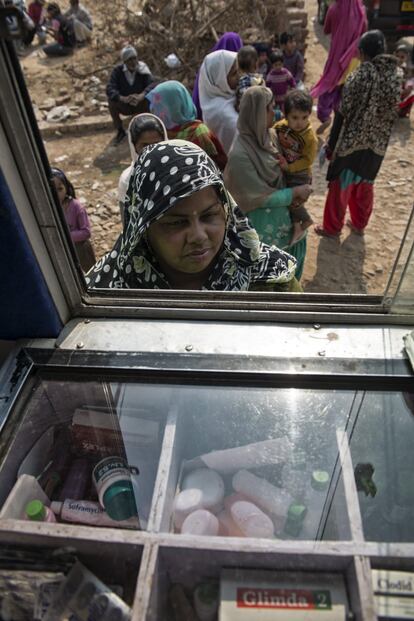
1, 33, 413, 326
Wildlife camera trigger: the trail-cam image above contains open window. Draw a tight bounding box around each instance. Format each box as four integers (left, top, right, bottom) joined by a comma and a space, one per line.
0, 7, 413, 323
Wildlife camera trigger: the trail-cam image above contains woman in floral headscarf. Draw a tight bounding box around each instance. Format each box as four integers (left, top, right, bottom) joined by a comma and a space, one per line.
86, 140, 300, 292
146, 80, 227, 170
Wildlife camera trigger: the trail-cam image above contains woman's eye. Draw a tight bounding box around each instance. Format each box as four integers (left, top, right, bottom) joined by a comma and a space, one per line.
203, 210, 221, 221
164, 219, 186, 228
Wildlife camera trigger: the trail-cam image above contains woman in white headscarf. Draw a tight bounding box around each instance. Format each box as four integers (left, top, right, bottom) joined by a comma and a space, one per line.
199, 50, 239, 154
118, 113, 167, 224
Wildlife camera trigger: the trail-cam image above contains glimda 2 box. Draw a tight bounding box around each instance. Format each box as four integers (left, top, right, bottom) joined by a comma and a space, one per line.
219, 569, 349, 620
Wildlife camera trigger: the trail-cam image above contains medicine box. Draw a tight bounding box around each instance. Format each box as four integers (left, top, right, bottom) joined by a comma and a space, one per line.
373, 569, 414, 620
219, 569, 349, 620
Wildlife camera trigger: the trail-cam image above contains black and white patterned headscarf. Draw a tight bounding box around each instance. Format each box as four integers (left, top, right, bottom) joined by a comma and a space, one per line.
86, 140, 297, 290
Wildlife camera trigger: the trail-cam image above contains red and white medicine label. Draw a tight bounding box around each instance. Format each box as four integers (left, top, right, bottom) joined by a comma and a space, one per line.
237, 588, 332, 610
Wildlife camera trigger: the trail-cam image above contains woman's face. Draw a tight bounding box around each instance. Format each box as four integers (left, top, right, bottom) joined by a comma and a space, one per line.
52, 177, 67, 206
227, 60, 239, 90
134, 130, 164, 154
147, 186, 226, 282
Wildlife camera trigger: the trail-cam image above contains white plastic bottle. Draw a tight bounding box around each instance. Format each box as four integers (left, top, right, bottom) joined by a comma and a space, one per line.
217, 509, 244, 537
230, 500, 274, 538
197, 437, 292, 473
173, 489, 204, 530
181, 509, 219, 536
232, 470, 293, 525
181, 468, 224, 513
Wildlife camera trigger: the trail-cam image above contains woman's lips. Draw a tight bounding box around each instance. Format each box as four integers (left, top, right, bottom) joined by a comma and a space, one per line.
185, 248, 212, 260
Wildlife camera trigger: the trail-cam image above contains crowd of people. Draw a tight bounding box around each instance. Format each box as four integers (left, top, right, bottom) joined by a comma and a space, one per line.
8, 0, 412, 290
5, 0, 92, 55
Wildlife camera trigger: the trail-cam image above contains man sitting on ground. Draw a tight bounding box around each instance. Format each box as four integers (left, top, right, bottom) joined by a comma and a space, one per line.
64, 0, 92, 46
106, 45, 153, 144
43, 2, 75, 57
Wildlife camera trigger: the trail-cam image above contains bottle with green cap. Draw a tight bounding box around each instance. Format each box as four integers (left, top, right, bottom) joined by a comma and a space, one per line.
25, 499, 56, 523
283, 502, 307, 537
193, 582, 219, 621
311, 470, 330, 491
92, 456, 139, 523
301, 469, 330, 540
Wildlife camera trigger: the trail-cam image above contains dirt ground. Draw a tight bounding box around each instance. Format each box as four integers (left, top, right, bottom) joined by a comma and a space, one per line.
20, 0, 413, 294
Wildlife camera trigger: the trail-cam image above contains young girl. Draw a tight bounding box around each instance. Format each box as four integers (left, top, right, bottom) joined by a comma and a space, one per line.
266, 50, 296, 113
51, 167, 96, 272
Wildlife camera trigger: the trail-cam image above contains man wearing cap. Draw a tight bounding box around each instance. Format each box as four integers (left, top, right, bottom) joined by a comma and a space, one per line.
106, 45, 153, 144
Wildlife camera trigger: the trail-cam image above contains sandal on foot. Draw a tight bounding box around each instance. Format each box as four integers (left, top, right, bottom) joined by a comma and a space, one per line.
314, 225, 340, 239
346, 219, 364, 236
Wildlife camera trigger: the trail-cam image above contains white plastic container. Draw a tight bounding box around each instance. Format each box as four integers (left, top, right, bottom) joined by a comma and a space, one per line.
181, 468, 225, 513
173, 488, 204, 529
188, 438, 292, 474
230, 500, 274, 539
232, 470, 293, 526
0, 474, 50, 520
217, 509, 244, 537
181, 509, 219, 536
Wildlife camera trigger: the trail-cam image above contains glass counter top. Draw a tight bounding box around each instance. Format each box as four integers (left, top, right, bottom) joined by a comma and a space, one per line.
0, 372, 412, 545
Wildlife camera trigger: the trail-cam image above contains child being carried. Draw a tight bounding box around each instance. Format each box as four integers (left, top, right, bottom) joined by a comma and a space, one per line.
274, 89, 317, 245
235, 45, 264, 112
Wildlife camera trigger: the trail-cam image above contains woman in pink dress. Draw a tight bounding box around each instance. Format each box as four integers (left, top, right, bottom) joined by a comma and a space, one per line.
310, 0, 367, 134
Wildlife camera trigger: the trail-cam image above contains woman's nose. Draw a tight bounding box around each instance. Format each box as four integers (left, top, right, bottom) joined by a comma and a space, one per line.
187, 218, 208, 244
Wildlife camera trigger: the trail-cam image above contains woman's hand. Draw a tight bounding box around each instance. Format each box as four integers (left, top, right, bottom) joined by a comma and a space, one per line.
292, 184, 313, 204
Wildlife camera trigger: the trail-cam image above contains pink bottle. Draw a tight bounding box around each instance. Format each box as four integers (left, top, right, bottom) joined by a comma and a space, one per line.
230, 500, 274, 538
25, 499, 56, 523
181, 510, 219, 536
232, 469, 293, 530
217, 509, 244, 537
218, 494, 258, 537
224, 492, 251, 511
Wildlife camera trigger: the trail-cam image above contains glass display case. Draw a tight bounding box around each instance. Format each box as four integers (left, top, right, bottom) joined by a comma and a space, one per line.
0, 322, 413, 620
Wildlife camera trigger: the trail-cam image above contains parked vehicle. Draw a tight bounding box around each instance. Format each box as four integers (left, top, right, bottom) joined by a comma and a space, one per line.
317, 0, 414, 45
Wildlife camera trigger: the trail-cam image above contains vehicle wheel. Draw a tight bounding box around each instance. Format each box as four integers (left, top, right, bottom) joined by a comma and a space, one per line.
317, 0, 327, 24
